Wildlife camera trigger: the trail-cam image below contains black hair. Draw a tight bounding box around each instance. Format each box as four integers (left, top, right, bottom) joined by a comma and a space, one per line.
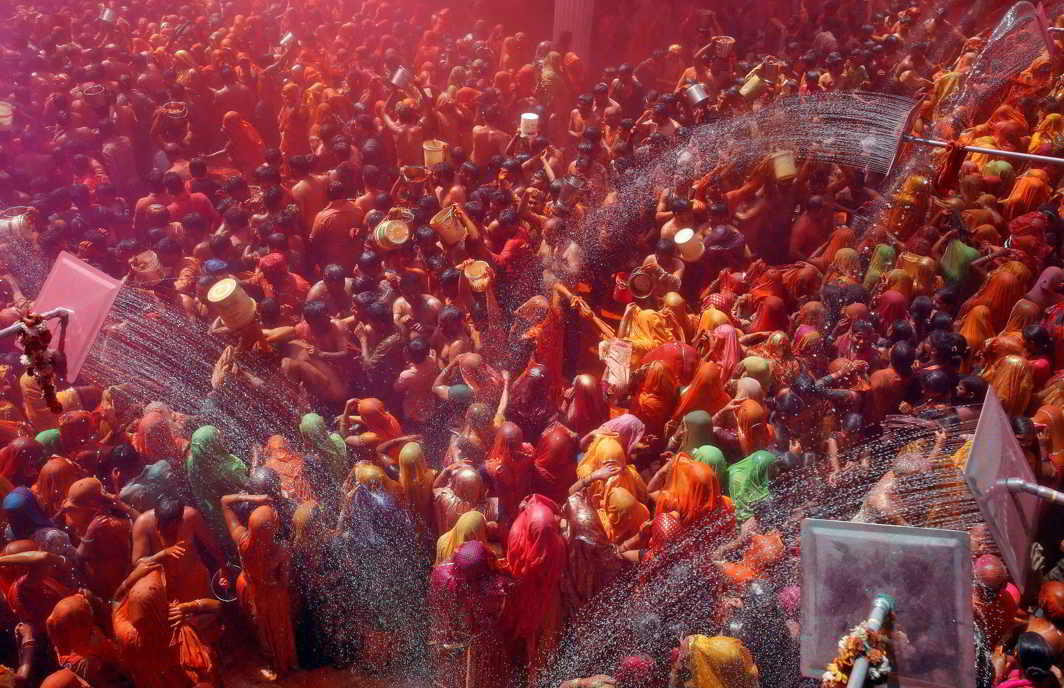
1015, 632, 1055, 682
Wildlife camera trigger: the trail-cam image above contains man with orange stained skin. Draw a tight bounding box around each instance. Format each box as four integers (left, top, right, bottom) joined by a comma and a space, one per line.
59, 477, 134, 601
278, 81, 311, 159
221, 493, 297, 680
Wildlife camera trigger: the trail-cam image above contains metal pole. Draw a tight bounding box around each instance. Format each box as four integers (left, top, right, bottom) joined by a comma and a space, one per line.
902, 135, 1064, 168
846, 594, 895, 688
1004, 478, 1064, 504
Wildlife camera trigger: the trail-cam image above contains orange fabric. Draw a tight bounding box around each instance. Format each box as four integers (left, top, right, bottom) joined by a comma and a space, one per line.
598, 486, 650, 544
958, 304, 996, 352
1034, 405, 1064, 475
222, 111, 265, 173
236, 505, 297, 675
962, 268, 1027, 331
575, 434, 648, 509
32, 457, 86, 519
1003, 169, 1051, 220
808, 227, 856, 272
112, 570, 189, 688
736, 399, 773, 456
721, 531, 785, 585
631, 361, 679, 435
655, 455, 728, 527
672, 361, 731, 420
982, 354, 1034, 417
46, 594, 121, 684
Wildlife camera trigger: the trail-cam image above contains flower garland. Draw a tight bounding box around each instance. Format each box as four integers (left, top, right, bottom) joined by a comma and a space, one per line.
821, 621, 892, 687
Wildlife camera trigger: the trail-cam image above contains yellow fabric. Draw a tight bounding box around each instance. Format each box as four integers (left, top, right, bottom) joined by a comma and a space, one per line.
435, 510, 487, 564
597, 486, 650, 544
626, 307, 675, 364
688, 635, 760, 688
576, 434, 648, 507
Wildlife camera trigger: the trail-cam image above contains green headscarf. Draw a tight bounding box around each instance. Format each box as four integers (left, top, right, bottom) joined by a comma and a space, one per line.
692, 444, 729, 495
186, 425, 249, 538
738, 357, 772, 392
679, 410, 714, 454
35, 429, 60, 455
862, 244, 896, 290
939, 238, 981, 287
727, 450, 778, 521
982, 159, 1015, 189
299, 413, 348, 482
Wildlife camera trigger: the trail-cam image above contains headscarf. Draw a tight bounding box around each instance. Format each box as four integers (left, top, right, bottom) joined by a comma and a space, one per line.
736, 357, 772, 392
221, 110, 265, 171
1027, 267, 1064, 308
397, 442, 434, 527
435, 510, 487, 564
3, 487, 54, 539
593, 415, 646, 455
880, 269, 914, 300
0, 439, 43, 485
709, 325, 743, 378
356, 399, 402, 444
673, 363, 731, 420
959, 304, 996, 352
734, 378, 765, 403
728, 450, 778, 520
563, 374, 608, 436
598, 486, 649, 544
533, 424, 579, 505
825, 248, 862, 285
632, 361, 679, 434
962, 269, 1026, 330
1029, 113, 1064, 153
58, 411, 98, 454
576, 433, 648, 509
810, 227, 856, 272
692, 445, 730, 495
688, 635, 760, 688
863, 244, 897, 290
982, 354, 1034, 417
749, 296, 789, 333
656, 455, 729, 528
939, 238, 981, 287
677, 411, 716, 454
186, 426, 249, 534
627, 307, 675, 363
32, 457, 86, 519
1003, 299, 1044, 337
793, 301, 826, 332
736, 399, 773, 457
132, 402, 186, 466
876, 290, 909, 335
46, 593, 115, 670
299, 413, 348, 482
1035, 405, 1064, 473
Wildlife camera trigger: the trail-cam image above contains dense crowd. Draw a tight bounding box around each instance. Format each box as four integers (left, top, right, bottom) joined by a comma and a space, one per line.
0, 0, 1063, 686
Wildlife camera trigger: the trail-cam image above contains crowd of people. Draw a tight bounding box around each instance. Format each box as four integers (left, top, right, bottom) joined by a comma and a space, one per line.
0, 0, 1063, 685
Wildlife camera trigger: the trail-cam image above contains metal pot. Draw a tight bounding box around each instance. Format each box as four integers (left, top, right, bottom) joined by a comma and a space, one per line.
99, 7, 117, 23
390, 67, 414, 90
684, 83, 711, 108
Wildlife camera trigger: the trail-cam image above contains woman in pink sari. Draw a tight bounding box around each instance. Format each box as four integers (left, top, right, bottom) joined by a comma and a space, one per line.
998, 632, 1057, 687
708, 325, 743, 379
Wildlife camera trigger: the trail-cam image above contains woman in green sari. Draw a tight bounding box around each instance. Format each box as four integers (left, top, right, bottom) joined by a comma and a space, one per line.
299, 413, 348, 483
863, 244, 896, 291
727, 450, 778, 521
186, 425, 249, 539
692, 444, 730, 496
938, 236, 981, 289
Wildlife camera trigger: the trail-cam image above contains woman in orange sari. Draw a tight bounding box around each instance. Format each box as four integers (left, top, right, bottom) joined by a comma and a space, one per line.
397, 441, 436, 531
32, 457, 86, 520
654, 455, 733, 530
222, 494, 297, 678
960, 268, 1027, 331
574, 433, 648, 508
46, 593, 124, 687
671, 361, 731, 421
1004, 169, 1051, 220
720, 531, 785, 587
983, 354, 1035, 417
736, 398, 773, 457
808, 227, 856, 273
630, 360, 679, 437
823, 248, 862, 286
1034, 405, 1064, 477
597, 486, 649, 546
217, 111, 265, 176
1002, 299, 1044, 339
278, 82, 311, 158
958, 304, 996, 354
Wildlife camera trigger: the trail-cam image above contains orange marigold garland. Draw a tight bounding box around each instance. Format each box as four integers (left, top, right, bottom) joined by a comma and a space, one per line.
821, 621, 892, 687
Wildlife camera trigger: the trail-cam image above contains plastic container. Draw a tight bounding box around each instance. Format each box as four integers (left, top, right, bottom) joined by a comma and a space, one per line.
739, 74, 767, 99
713, 36, 736, 57
430, 204, 473, 245
673, 228, 705, 262
0, 207, 38, 239
520, 112, 540, 137
208, 278, 257, 330
375, 219, 410, 250
684, 83, 711, 108
463, 260, 492, 292
423, 139, 447, 166
99, 7, 117, 23
391, 67, 413, 90
83, 84, 106, 108
771, 151, 797, 182
0, 102, 13, 131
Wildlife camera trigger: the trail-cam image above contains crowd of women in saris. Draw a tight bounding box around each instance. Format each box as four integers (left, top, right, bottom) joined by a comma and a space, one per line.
4, 0, 1064, 685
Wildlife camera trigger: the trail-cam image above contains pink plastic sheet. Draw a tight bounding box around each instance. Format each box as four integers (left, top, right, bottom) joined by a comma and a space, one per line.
800, 519, 975, 687
964, 388, 1041, 590
31, 251, 123, 382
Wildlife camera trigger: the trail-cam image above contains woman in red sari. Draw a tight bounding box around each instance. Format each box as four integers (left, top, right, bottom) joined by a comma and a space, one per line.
747, 295, 789, 334
484, 422, 535, 538
222, 494, 297, 679
671, 361, 731, 422
502, 495, 567, 687
533, 423, 579, 506
708, 324, 744, 380
560, 374, 608, 437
